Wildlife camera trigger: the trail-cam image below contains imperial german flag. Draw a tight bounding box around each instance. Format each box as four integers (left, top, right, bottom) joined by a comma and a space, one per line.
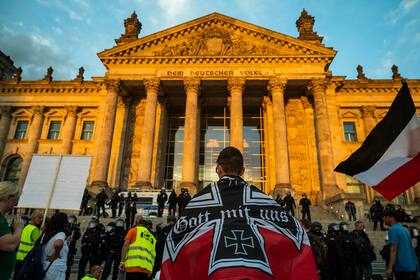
335, 81, 420, 201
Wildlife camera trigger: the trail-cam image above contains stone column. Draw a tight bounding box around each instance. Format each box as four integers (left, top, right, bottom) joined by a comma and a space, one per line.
0, 106, 12, 158
61, 106, 78, 154
267, 78, 291, 193
227, 78, 245, 152
136, 78, 160, 188
19, 106, 45, 186
308, 79, 340, 200
361, 106, 376, 202
181, 78, 200, 191
91, 80, 120, 188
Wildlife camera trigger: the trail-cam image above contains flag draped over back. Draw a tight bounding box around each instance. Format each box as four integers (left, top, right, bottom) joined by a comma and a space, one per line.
160, 176, 318, 280
335, 82, 420, 200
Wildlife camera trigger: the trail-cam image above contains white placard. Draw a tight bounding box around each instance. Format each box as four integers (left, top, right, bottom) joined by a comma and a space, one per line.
17, 155, 92, 210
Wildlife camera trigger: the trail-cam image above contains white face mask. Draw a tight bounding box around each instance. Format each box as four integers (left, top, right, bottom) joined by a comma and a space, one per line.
342, 225, 349, 231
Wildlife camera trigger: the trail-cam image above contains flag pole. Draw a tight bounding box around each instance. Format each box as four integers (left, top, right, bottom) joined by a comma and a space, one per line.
42, 155, 63, 227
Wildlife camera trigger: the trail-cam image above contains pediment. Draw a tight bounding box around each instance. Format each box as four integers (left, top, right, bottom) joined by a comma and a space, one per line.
340, 110, 361, 118
98, 13, 335, 64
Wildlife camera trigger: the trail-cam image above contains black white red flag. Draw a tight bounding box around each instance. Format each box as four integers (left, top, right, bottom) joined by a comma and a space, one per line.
335, 81, 420, 200
160, 176, 318, 280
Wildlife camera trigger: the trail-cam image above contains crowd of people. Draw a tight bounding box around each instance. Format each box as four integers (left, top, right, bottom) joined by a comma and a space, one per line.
0, 146, 419, 279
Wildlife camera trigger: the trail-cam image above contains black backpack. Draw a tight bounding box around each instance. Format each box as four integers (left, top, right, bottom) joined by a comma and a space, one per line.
353, 232, 376, 264
15, 231, 59, 280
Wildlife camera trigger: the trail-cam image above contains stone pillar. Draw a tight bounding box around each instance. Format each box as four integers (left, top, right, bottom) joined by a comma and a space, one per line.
267, 78, 291, 194
91, 80, 120, 188
0, 106, 12, 159
361, 106, 376, 202
61, 106, 78, 154
19, 106, 45, 186
308, 79, 340, 200
136, 78, 160, 188
227, 78, 245, 152
181, 78, 200, 192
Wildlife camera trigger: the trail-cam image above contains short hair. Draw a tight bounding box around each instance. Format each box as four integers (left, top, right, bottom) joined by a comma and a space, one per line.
216, 147, 244, 175
0, 181, 19, 200
384, 209, 402, 222
355, 220, 364, 227
31, 210, 43, 219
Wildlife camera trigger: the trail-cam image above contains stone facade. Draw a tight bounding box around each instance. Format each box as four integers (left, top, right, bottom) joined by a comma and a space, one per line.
0, 11, 419, 208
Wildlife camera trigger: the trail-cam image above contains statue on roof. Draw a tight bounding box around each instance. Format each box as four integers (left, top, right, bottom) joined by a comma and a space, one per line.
43, 66, 53, 83
14, 67, 22, 84
357, 65, 367, 80
296, 9, 323, 44
116, 11, 142, 45
391, 64, 402, 80
74, 66, 84, 83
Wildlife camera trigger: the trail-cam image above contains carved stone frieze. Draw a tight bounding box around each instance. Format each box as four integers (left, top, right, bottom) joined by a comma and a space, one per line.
154, 26, 281, 57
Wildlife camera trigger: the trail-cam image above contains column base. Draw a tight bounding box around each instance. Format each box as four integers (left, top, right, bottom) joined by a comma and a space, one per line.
179, 181, 197, 196
273, 183, 293, 199
134, 181, 152, 191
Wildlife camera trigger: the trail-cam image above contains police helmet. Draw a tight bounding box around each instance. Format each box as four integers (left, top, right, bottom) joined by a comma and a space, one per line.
88, 219, 98, 229
106, 222, 116, 233
328, 223, 339, 232
115, 218, 125, 228
311, 221, 322, 231
339, 221, 350, 232
67, 215, 77, 225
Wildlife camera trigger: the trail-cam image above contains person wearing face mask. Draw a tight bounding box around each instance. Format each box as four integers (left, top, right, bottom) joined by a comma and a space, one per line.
335, 221, 355, 280
325, 223, 340, 280
351, 221, 376, 280
78, 219, 102, 280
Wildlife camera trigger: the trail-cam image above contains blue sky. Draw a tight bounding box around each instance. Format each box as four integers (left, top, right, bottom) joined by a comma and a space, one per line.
0, 0, 419, 81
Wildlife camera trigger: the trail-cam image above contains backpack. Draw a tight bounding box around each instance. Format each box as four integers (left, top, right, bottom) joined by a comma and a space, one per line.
15, 231, 59, 280
309, 234, 328, 267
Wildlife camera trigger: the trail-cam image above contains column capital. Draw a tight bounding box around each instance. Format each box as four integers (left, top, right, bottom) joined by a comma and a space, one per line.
0, 106, 12, 116
267, 77, 287, 93
65, 105, 78, 117
144, 78, 160, 93
361, 105, 376, 119
227, 78, 245, 94
104, 79, 121, 93
301, 96, 312, 109
31, 106, 45, 116
183, 78, 201, 94
307, 78, 327, 94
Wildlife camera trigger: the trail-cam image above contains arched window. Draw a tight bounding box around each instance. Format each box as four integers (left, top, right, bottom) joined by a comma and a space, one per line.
3, 156, 23, 182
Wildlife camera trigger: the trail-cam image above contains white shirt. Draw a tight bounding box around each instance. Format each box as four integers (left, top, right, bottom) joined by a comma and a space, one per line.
42, 232, 69, 272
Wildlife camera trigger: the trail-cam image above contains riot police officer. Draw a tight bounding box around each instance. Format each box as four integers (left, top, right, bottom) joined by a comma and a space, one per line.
102, 218, 126, 280
65, 215, 81, 280
308, 221, 328, 279
325, 223, 340, 280
335, 221, 355, 280
78, 219, 103, 280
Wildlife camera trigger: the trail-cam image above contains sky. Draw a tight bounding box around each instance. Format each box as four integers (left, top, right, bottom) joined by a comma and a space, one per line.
0, 0, 419, 81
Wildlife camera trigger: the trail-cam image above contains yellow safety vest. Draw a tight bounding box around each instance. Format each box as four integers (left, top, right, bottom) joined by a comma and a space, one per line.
124, 226, 156, 273
81, 275, 97, 280
16, 224, 41, 261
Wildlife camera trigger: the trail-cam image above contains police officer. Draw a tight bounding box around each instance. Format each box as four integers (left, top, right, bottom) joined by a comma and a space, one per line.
325, 223, 340, 280
65, 215, 81, 280
157, 188, 168, 217
101, 219, 126, 280
118, 193, 125, 217
370, 199, 384, 231
80, 189, 91, 216
96, 189, 107, 218
335, 221, 355, 280
125, 192, 133, 230
284, 191, 296, 216
110, 191, 119, 219
308, 221, 328, 279
78, 219, 103, 280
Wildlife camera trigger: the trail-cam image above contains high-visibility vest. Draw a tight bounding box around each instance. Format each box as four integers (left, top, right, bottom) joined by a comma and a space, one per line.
124, 226, 156, 273
81, 275, 97, 280
16, 224, 41, 261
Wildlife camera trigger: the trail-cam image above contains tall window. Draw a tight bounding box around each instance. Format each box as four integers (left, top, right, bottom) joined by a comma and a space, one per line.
14, 121, 28, 140
346, 176, 363, 194
47, 121, 61, 140
4, 156, 23, 182
343, 122, 357, 142
81, 121, 94, 140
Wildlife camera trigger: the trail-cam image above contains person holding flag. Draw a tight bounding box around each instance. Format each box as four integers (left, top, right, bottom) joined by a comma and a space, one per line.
335, 81, 420, 201
160, 147, 318, 280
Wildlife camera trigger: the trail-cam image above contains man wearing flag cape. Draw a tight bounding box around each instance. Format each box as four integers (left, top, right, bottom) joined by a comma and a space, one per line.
160, 147, 318, 280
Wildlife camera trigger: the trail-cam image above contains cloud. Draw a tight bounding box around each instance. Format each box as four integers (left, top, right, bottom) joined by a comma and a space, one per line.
53, 26, 63, 35
156, 0, 197, 25
374, 51, 394, 77
73, 0, 89, 8
68, 10, 83, 21
0, 24, 74, 80
386, 0, 420, 25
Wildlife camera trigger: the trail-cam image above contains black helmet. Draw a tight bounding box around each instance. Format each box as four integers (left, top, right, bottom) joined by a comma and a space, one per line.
106, 222, 116, 233
311, 221, 322, 231
115, 218, 124, 228
339, 221, 350, 232
67, 215, 77, 225
328, 223, 339, 232
88, 219, 98, 229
